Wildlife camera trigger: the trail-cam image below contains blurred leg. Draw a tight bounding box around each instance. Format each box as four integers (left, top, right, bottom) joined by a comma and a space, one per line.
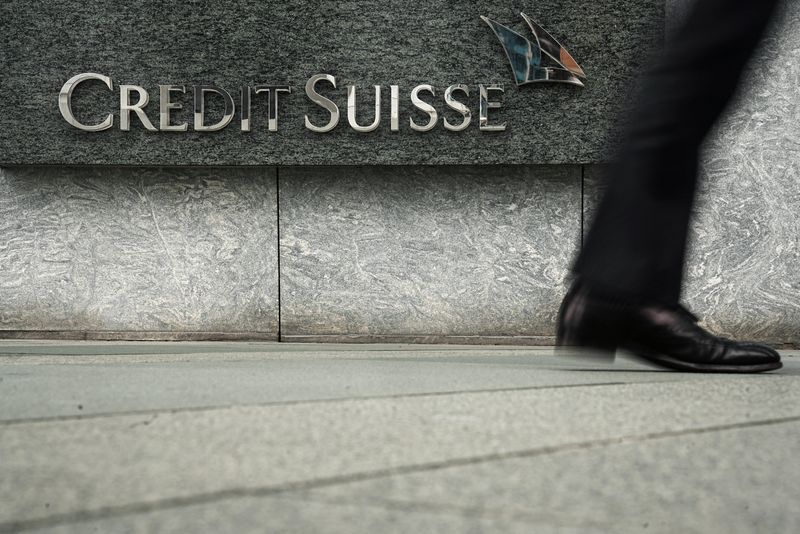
574, 0, 780, 304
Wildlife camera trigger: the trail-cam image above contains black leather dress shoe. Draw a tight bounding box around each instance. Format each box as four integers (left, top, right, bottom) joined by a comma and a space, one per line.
556, 280, 782, 373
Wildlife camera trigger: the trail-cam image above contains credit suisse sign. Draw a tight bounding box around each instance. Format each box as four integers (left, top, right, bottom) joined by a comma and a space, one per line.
58, 13, 584, 135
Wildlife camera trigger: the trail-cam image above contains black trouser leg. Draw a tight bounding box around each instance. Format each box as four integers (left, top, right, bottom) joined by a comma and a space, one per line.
574, 0, 780, 304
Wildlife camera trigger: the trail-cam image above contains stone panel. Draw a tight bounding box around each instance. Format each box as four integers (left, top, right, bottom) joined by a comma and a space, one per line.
0, 0, 662, 165
0, 167, 279, 337
681, 2, 800, 345
582, 0, 800, 344
585, 164, 800, 346
280, 165, 580, 341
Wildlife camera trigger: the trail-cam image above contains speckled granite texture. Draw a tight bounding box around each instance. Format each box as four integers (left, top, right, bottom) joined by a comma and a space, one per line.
279, 166, 580, 341
582, 0, 800, 345
0, 167, 279, 337
0, 0, 662, 165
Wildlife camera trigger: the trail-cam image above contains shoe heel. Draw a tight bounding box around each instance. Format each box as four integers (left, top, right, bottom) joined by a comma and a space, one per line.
556, 310, 617, 362
556, 329, 617, 361
556, 280, 620, 361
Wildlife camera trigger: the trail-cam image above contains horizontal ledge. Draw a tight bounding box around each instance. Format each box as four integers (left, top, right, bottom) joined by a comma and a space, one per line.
280, 334, 557, 346
0, 330, 279, 342
0, 330, 555, 345
0, 162, 598, 169
1, 331, 794, 348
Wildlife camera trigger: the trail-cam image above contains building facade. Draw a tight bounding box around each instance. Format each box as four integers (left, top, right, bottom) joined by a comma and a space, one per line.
1, 0, 797, 345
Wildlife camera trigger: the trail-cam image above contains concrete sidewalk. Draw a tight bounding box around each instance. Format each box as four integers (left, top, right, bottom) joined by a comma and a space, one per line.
1, 341, 798, 533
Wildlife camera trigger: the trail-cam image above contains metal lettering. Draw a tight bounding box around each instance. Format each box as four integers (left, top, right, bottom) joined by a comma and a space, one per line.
347, 85, 381, 133
240, 86, 251, 132
443, 84, 471, 132
254, 85, 291, 131
159, 85, 188, 132
304, 74, 340, 133
479, 84, 505, 132
120, 85, 157, 131
58, 73, 114, 131
193, 85, 235, 132
409, 84, 437, 132
390, 85, 400, 132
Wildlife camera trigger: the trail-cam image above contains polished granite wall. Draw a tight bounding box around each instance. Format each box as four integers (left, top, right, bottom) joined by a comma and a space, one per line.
0, 0, 661, 166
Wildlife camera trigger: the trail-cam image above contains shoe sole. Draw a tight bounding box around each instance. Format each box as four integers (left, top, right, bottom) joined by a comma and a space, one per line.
556, 344, 783, 373
631, 351, 783, 373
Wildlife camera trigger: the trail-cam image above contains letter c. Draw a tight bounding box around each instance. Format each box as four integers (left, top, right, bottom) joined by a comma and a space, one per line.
58, 73, 114, 131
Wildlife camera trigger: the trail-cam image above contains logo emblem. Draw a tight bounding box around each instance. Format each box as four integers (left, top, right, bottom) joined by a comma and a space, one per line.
482, 13, 586, 87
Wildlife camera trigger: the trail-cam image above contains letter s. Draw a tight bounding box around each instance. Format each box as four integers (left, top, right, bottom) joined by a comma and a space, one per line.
304, 74, 340, 133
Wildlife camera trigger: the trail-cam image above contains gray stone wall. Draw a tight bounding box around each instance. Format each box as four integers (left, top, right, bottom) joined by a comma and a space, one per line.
584, 0, 800, 347
682, 0, 800, 346
0, 167, 279, 339
279, 165, 579, 343
0, 0, 798, 345
0, 164, 579, 343
0, 0, 661, 165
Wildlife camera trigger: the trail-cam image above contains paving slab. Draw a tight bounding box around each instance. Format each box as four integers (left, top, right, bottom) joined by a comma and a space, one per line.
26, 494, 541, 534
32, 421, 797, 534
0, 342, 728, 422
0, 342, 797, 533
294, 421, 800, 533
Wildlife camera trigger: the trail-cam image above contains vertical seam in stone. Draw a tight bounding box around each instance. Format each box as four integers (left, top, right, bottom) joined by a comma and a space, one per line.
276, 166, 283, 341
580, 165, 585, 247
